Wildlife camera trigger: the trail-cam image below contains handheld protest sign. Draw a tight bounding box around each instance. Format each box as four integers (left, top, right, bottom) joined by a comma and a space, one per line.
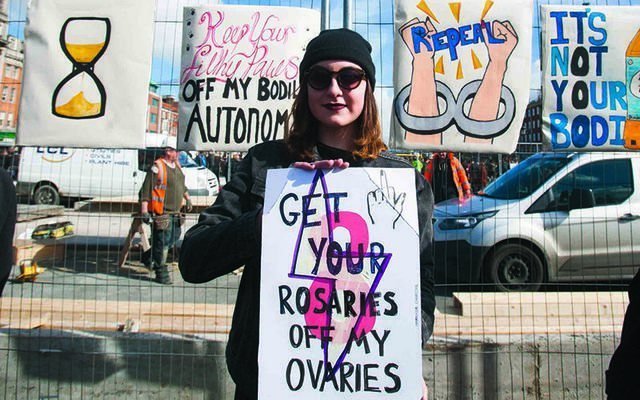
259, 168, 422, 399
178, 5, 320, 151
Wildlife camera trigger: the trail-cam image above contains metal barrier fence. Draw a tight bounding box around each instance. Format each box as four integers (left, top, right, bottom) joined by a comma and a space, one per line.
2, 0, 639, 398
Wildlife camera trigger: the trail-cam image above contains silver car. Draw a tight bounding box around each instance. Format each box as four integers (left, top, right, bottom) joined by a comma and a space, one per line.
433, 152, 640, 292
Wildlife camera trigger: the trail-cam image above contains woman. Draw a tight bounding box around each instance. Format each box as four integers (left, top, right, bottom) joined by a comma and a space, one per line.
179, 28, 435, 400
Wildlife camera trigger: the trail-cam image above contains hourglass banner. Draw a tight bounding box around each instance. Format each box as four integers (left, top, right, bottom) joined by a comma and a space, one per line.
541, 5, 640, 151
179, 5, 320, 152
17, 0, 156, 148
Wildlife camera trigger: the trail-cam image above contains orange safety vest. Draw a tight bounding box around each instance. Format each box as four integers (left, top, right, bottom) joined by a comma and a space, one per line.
424, 153, 471, 201
149, 159, 172, 215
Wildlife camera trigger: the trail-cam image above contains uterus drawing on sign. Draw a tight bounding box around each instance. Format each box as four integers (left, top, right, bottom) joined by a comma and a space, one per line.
52, 17, 111, 119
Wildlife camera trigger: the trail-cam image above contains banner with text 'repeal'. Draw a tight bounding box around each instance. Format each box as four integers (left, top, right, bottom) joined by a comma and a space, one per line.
17, 0, 155, 148
259, 168, 422, 399
541, 5, 640, 151
178, 6, 320, 152
392, 0, 533, 153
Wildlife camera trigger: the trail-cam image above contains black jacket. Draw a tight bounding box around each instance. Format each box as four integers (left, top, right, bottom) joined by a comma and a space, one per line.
606, 270, 640, 399
179, 140, 436, 395
0, 168, 16, 294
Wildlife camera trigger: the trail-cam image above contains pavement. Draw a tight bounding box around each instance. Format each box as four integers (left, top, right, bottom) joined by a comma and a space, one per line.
6, 197, 242, 304
5, 198, 630, 339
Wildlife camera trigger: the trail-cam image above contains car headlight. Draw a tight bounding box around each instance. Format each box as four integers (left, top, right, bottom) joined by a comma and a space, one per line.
437, 211, 498, 231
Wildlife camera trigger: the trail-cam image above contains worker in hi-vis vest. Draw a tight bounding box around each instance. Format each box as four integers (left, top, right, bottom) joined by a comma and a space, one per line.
139, 146, 192, 284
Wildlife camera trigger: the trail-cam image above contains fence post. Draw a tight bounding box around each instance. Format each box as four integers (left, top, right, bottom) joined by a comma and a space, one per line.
343, 0, 352, 29
321, 0, 329, 30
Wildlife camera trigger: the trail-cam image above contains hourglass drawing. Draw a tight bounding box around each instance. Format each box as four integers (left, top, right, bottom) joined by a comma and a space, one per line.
52, 17, 111, 119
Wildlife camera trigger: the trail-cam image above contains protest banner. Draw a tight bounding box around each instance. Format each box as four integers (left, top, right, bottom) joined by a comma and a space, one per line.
541, 5, 640, 151
178, 5, 320, 151
392, 0, 533, 153
17, 0, 155, 148
259, 168, 422, 399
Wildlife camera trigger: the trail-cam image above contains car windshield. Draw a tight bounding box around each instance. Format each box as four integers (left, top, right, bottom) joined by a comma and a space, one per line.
481, 154, 570, 200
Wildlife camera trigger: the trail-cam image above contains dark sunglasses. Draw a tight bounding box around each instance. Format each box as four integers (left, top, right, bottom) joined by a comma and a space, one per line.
304, 66, 366, 91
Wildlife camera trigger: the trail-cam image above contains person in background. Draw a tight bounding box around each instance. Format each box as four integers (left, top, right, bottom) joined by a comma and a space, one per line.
179, 28, 435, 400
219, 154, 228, 179
424, 152, 471, 203
2, 146, 18, 179
485, 159, 496, 182
469, 160, 487, 194
411, 154, 423, 172
229, 152, 242, 177
139, 146, 193, 285
178, 150, 189, 167
0, 167, 16, 295
206, 151, 220, 178
0, 147, 8, 169
195, 151, 208, 168
501, 157, 510, 175
479, 161, 488, 190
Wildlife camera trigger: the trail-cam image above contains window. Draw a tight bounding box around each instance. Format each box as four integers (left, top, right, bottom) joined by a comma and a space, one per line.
484, 154, 570, 200
549, 159, 633, 210
7, 113, 13, 127
152, 98, 159, 107
0, 112, 5, 127
2, 86, 7, 102
10, 88, 15, 103
4, 65, 17, 79
150, 113, 157, 124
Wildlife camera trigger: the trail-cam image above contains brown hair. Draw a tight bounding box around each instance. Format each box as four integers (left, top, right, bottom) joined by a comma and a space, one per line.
286, 81, 387, 161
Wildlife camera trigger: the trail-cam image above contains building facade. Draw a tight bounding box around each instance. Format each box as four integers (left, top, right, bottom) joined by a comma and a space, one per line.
517, 100, 543, 155
0, 0, 22, 145
146, 82, 179, 147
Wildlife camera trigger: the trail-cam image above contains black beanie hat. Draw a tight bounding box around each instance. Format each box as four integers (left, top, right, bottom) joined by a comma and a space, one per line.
300, 28, 376, 90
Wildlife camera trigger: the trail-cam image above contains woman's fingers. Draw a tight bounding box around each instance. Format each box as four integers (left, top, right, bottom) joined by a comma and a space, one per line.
291, 159, 349, 170
291, 162, 315, 171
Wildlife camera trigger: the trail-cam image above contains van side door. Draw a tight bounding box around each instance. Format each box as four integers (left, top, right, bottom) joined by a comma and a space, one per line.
542, 158, 639, 281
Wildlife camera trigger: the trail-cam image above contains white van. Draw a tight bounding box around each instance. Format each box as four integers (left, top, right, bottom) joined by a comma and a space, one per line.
433, 152, 640, 292
16, 146, 219, 205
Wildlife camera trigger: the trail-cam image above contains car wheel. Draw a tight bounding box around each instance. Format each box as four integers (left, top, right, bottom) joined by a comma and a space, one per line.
33, 184, 60, 206
487, 243, 544, 292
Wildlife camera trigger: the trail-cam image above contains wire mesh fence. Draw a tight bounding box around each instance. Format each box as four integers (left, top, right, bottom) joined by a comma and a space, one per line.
1, 0, 640, 398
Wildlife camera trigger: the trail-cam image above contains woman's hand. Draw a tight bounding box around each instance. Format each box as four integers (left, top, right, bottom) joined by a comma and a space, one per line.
291, 159, 350, 171
421, 378, 428, 399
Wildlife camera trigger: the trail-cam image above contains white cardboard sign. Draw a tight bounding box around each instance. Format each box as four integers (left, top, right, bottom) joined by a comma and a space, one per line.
178, 5, 320, 151
541, 5, 640, 151
17, 0, 156, 148
392, 0, 533, 153
259, 168, 422, 399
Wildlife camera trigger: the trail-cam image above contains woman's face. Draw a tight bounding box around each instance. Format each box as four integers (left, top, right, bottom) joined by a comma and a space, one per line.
307, 60, 367, 132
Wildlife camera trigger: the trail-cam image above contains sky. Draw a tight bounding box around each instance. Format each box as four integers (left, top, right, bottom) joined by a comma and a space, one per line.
7, 0, 640, 140
10, 0, 640, 90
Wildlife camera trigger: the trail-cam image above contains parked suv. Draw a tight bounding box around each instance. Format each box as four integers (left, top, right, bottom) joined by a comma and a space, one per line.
433, 152, 640, 292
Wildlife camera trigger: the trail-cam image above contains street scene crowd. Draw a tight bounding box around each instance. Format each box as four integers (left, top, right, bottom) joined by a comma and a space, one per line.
2, 0, 640, 397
